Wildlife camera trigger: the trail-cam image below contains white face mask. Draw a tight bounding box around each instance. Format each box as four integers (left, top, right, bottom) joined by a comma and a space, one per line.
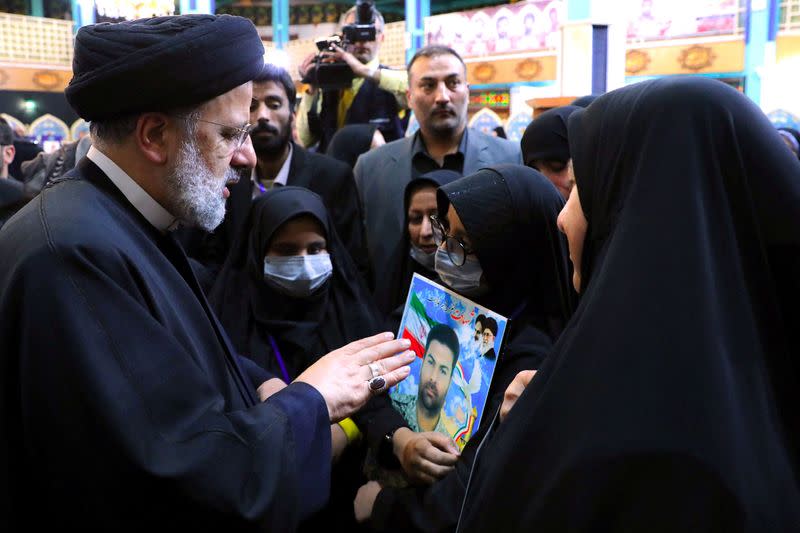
263, 253, 333, 298
434, 248, 484, 295
409, 244, 436, 270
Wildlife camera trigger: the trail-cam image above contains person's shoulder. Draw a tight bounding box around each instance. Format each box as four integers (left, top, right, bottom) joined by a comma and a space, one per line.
470, 128, 519, 151
33, 175, 141, 253
0, 182, 110, 275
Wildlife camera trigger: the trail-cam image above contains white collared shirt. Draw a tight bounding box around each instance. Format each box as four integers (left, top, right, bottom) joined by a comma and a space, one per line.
251, 143, 293, 198
87, 146, 178, 232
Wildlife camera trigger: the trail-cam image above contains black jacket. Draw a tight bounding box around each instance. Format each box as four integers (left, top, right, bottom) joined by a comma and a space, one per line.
0, 159, 332, 531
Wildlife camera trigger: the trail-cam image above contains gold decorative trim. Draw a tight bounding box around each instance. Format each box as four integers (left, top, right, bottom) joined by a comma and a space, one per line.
625, 49, 651, 75
679, 45, 716, 72
473, 62, 496, 83
32, 70, 62, 90
515, 58, 542, 80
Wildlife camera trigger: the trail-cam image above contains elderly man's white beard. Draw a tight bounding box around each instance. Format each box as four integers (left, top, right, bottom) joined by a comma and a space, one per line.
480, 338, 492, 355
163, 137, 237, 232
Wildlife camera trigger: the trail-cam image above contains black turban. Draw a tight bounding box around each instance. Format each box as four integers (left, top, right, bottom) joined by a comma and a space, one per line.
66, 15, 264, 121
520, 105, 581, 166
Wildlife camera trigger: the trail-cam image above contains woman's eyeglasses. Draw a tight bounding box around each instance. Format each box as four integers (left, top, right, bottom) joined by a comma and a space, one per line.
430, 214, 475, 266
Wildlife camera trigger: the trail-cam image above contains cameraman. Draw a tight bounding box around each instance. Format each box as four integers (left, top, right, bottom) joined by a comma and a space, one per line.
296, 3, 407, 153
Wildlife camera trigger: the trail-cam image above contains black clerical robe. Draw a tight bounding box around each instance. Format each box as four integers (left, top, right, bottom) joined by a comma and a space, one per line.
0, 159, 331, 531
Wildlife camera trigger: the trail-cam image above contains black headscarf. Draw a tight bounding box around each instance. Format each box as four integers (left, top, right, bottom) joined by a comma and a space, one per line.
326, 123, 377, 169
210, 186, 381, 380
437, 164, 573, 331
366, 165, 575, 532
374, 169, 461, 319
436, 163, 573, 421
458, 77, 800, 531
520, 105, 581, 166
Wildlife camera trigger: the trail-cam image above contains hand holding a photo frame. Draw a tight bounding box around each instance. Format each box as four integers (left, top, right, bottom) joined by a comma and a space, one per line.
392, 427, 460, 485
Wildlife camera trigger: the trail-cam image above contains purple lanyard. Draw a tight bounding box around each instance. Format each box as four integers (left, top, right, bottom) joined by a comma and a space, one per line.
256, 181, 267, 194
267, 334, 291, 383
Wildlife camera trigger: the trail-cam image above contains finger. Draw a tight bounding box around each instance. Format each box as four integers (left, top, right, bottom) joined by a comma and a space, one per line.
423, 431, 458, 451
367, 350, 415, 378
418, 460, 456, 479
362, 350, 418, 380
504, 387, 521, 405
505, 380, 526, 399
511, 369, 535, 387
421, 445, 460, 466
413, 472, 437, 486
356, 338, 412, 366
521, 369, 537, 386
426, 433, 460, 455
331, 332, 395, 358
376, 364, 411, 391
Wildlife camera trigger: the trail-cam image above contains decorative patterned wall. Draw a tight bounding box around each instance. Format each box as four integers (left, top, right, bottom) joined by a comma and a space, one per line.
625, 37, 745, 77
0, 13, 73, 66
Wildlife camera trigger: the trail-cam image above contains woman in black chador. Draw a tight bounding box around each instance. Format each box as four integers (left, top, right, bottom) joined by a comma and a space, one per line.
375, 169, 461, 322
457, 77, 800, 531
356, 165, 574, 532
210, 186, 388, 528
211, 186, 381, 381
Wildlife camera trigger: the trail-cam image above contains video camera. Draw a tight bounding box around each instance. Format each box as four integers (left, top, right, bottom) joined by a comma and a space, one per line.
302, 0, 378, 90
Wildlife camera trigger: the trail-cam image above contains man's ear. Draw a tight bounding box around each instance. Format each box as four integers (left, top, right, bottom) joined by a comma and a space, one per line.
2, 144, 15, 166
134, 113, 174, 165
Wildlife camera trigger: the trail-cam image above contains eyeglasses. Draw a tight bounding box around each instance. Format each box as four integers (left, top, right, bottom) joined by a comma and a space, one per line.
430, 214, 475, 266
173, 115, 253, 156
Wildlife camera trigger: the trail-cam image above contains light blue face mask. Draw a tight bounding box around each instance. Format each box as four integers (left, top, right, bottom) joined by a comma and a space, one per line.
434, 248, 485, 295
263, 253, 333, 298
409, 244, 436, 270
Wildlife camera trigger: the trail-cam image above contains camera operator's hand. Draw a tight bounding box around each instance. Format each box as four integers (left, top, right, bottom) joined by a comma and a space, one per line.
331, 44, 375, 80
298, 52, 321, 89
300, 49, 353, 90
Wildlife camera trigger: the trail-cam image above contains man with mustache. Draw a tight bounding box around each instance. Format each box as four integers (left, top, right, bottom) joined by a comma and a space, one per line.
296, 3, 408, 153
354, 45, 521, 287
215, 64, 370, 280
392, 324, 461, 435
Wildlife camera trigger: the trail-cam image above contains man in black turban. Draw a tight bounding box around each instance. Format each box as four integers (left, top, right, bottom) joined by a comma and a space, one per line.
0, 14, 413, 531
